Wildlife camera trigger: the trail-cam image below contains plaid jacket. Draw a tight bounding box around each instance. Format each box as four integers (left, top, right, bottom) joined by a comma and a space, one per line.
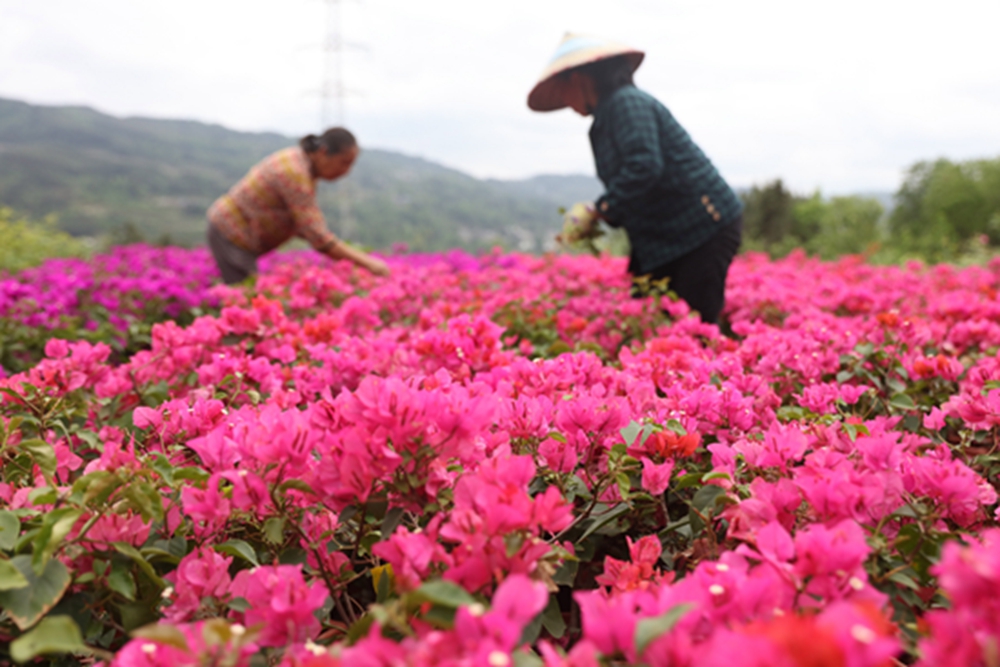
207, 147, 338, 256
590, 85, 742, 275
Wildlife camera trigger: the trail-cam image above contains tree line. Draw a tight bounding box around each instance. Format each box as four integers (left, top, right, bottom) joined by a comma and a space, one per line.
741, 156, 1000, 263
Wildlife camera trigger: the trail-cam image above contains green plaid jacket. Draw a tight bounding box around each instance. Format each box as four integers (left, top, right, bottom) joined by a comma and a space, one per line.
590, 85, 742, 275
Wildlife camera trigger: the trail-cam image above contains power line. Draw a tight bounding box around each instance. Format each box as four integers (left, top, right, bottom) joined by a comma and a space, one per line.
320, 0, 346, 127
319, 0, 357, 238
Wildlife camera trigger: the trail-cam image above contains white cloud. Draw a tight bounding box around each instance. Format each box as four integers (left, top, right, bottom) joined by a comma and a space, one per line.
1, 0, 998, 193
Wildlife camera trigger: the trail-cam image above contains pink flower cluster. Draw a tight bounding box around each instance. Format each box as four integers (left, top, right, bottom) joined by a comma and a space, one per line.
3, 248, 1000, 666
917, 529, 1000, 667
0, 244, 220, 330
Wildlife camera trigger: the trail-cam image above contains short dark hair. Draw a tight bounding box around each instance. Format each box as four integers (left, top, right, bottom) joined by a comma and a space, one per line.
300, 127, 357, 155
569, 55, 635, 101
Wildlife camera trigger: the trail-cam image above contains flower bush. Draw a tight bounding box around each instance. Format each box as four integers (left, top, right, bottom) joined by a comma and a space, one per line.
1, 246, 1000, 666
0, 244, 221, 375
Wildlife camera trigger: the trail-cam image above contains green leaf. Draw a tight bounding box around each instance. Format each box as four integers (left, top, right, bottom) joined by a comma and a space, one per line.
411, 579, 477, 609
108, 561, 137, 601
346, 613, 376, 645
380, 506, 406, 538
0, 555, 71, 630
620, 421, 643, 447
578, 503, 630, 543
277, 478, 315, 496
262, 517, 286, 545
32, 508, 82, 574
75, 471, 123, 507
28, 486, 58, 506
214, 539, 259, 567
616, 471, 632, 500
112, 542, 166, 588
20, 439, 57, 479
520, 603, 545, 645
10, 614, 87, 663
777, 405, 810, 422
540, 594, 566, 638
692, 485, 727, 512
117, 600, 160, 633
551, 559, 579, 587
663, 419, 687, 436
889, 393, 917, 411
891, 504, 920, 520
673, 472, 705, 490
372, 564, 395, 603
854, 342, 875, 357
0, 558, 30, 590
150, 453, 176, 486
513, 650, 544, 667
172, 467, 210, 484
227, 596, 251, 612
0, 510, 21, 551
843, 422, 864, 442
634, 604, 693, 657
888, 570, 920, 590
123, 482, 164, 523
131, 622, 191, 652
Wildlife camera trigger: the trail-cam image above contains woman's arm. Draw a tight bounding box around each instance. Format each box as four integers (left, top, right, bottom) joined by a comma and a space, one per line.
282, 171, 389, 277
320, 238, 390, 276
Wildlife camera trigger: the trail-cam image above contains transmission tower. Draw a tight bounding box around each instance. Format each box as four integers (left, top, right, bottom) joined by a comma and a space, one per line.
320, 0, 357, 238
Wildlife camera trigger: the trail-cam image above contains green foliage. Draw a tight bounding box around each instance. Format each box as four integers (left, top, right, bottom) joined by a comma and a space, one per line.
0, 207, 88, 272
795, 193, 883, 259
741, 180, 884, 259
888, 157, 1000, 262
10, 615, 88, 663
741, 179, 799, 251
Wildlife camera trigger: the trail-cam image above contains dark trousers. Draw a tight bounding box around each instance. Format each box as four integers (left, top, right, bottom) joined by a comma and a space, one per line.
633, 217, 743, 324
207, 224, 258, 285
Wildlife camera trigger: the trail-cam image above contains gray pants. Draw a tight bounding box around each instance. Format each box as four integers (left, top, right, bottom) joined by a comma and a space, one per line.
207, 224, 258, 284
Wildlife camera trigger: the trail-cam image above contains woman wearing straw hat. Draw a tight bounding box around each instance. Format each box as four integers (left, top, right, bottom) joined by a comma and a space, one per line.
207, 127, 390, 284
528, 34, 743, 325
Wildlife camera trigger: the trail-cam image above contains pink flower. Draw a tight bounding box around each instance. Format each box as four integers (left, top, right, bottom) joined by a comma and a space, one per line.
180, 474, 232, 538
163, 548, 234, 622
230, 564, 329, 647
641, 457, 675, 495
596, 535, 671, 593
110, 620, 255, 667
575, 590, 640, 662
371, 521, 452, 591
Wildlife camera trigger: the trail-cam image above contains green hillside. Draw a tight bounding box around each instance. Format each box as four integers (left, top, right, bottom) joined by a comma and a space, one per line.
0, 97, 601, 251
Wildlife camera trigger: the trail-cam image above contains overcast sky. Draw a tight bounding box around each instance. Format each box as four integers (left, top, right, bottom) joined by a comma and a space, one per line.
2, 0, 998, 194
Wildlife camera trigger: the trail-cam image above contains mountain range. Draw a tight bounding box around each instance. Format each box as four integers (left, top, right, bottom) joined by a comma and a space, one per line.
0, 97, 602, 251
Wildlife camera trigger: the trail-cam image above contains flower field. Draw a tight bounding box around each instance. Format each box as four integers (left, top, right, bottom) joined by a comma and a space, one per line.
2, 245, 1000, 666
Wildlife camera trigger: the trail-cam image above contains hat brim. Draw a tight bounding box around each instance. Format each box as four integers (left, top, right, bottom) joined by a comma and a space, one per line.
528, 50, 644, 112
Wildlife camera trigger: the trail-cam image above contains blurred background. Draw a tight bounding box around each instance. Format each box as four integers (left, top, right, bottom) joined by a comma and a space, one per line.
1, 0, 999, 266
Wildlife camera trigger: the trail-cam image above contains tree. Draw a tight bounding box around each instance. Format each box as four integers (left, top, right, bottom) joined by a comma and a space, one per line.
889, 157, 1000, 261
797, 194, 883, 260
741, 179, 797, 251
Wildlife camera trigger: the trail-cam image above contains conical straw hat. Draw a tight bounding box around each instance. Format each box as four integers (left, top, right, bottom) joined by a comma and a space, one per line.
527, 33, 644, 112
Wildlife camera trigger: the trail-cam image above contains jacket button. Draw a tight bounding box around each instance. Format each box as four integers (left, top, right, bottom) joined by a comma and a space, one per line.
701, 195, 710, 205
712, 212, 721, 221
707, 204, 716, 214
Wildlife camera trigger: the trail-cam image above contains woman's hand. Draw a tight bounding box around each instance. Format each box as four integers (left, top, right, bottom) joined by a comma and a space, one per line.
365, 256, 391, 277
323, 239, 390, 277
